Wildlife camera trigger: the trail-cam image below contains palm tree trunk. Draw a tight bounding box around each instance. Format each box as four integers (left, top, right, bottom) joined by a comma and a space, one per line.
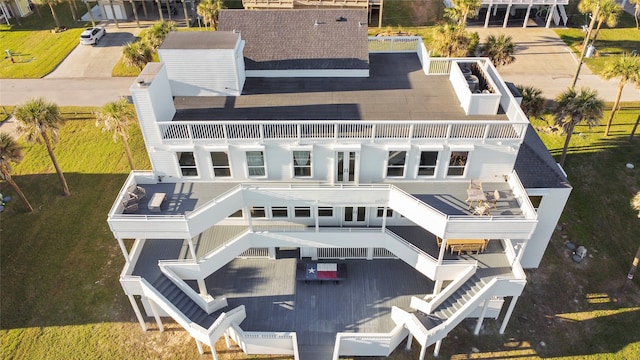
33, 2, 42, 18
48, 2, 61, 29
67, 0, 77, 21
121, 135, 135, 170
1, 168, 34, 212
627, 244, 640, 280
604, 80, 625, 136
559, 123, 575, 166
630, 114, 640, 142
591, 20, 604, 46
42, 131, 70, 196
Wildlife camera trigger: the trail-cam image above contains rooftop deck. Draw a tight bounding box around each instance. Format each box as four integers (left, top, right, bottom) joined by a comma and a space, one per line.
172, 53, 509, 122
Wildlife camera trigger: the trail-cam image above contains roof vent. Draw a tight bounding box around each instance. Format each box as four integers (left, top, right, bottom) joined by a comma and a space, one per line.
336, 16, 347, 22
314, 19, 319, 26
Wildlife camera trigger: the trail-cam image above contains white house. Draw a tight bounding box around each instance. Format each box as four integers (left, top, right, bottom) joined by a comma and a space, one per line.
442, 0, 569, 28
107, 9, 571, 360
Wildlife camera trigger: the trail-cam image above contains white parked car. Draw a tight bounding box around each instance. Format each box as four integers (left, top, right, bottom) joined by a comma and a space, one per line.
80, 27, 106, 45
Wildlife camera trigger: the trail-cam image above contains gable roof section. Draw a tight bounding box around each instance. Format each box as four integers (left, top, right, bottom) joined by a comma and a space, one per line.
218, 9, 369, 70
515, 125, 571, 189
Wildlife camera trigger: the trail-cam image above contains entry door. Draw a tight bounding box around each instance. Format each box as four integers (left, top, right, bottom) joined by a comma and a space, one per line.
336, 151, 357, 183
343, 206, 366, 226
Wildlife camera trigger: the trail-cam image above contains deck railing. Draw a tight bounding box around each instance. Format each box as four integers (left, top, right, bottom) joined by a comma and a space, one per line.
158, 120, 527, 143
368, 36, 422, 53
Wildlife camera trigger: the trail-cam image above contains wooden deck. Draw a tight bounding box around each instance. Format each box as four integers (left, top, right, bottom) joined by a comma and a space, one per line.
204, 258, 433, 345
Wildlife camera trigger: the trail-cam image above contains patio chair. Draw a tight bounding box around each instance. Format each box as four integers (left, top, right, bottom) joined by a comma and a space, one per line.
473, 203, 491, 216
469, 179, 482, 190
486, 189, 500, 208
127, 185, 146, 201
123, 202, 139, 214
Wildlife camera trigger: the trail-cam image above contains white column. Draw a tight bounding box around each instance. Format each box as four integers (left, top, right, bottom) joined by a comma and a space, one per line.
149, 299, 164, 332
493, 4, 498, 15
500, 295, 519, 334
474, 299, 491, 335
211, 347, 219, 360
484, 4, 492, 28
433, 280, 444, 295
224, 332, 231, 348
315, 205, 319, 232
197, 278, 208, 296
419, 345, 427, 360
381, 206, 387, 232
545, 5, 555, 28
433, 339, 443, 356
503, 5, 511, 28
128, 295, 147, 331
246, 206, 253, 232
187, 237, 197, 261
523, 5, 532, 28
195, 339, 204, 354
117, 238, 130, 263
405, 333, 413, 350
438, 238, 447, 264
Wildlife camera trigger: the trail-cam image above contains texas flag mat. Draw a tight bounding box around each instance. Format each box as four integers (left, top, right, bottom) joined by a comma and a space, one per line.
306, 263, 338, 279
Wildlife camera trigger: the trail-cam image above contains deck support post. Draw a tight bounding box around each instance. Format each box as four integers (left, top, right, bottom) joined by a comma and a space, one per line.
405, 333, 413, 350
315, 205, 319, 232
433, 280, 444, 295
419, 345, 427, 360
149, 299, 164, 332
545, 5, 555, 28
474, 298, 491, 335
437, 238, 447, 264
503, 5, 511, 28
197, 278, 208, 296
246, 206, 253, 232
433, 339, 442, 356
211, 347, 219, 360
381, 206, 388, 232
128, 295, 147, 331
500, 295, 519, 334
187, 237, 198, 261
195, 339, 204, 354
523, 5, 532, 28
484, 4, 492, 28
117, 238, 130, 264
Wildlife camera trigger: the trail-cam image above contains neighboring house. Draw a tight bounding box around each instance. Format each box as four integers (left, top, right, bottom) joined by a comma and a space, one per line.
107, 9, 571, 360
442, 0, 569, 28
0, 0, 31, 24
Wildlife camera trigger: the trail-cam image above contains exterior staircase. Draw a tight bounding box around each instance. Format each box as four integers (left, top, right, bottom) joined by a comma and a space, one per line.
427, 275, 486, 322
151, 274, 223, 328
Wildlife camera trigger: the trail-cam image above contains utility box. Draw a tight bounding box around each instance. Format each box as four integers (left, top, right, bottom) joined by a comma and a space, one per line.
585, 45, 596, 58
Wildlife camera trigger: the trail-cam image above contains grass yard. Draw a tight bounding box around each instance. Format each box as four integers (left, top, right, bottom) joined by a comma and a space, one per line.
0, 2, 91, 78
1, 102, 640, 359
555, 12, 640, 75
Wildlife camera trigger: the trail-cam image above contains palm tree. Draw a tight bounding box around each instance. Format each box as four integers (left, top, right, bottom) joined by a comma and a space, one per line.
197, 0, 226, 30
123, 41, 153, 70
0, 133, 34, 212
630, 0, 640, 29
632, 192, 640, 218
601, 54, 640, 136
144, 21, 177, 50
14, 98, 70, 196
553, 87, 604, 166
453, 0, 482, 25
516, 85, 546, 119
578, 0, 622, 47
431, 23, 478, 57
481, 34, 516, 68
95, 98, 138, 170
33, 0, 63, 29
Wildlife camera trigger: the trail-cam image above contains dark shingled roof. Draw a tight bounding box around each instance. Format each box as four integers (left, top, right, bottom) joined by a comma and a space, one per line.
159, 31, 239, 50
515, 125, 572, 189
218, 9, 369, 70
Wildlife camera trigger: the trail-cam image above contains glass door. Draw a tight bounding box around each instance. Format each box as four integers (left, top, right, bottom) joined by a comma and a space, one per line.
343, 206, 366, 226
336, 151, 357, 183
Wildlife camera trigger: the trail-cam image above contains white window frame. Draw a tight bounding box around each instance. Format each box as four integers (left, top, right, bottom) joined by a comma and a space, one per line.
416, 146, 442, 178
271, 206, 289, 218
446, 146, 473, 177
292, 148, 312, 178
317, 206, 335, 218
385, 148, 409, 178
176, 151, 199, 178
209, 150, 232, 178
294, 206, 312, 218
245, 148, 267, 178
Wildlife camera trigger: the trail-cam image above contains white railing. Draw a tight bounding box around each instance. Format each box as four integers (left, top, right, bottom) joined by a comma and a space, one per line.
411, 265, 477, 314
238, 247, 270, 258
228, 323, 299, 360
318, 247, 368, 259
158, 263, 228, 314
157, 120, 528, 143
481, 0, 568, 4
333, 324, 409, 359
368, 36, 422, 53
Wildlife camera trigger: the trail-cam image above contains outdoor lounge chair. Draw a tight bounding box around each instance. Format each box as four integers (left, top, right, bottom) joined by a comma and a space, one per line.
469, 179, 482, 190
473, 203, 491, 216
486, 189, 500, 208
123, 202, 140, 214
127, 185, 146, 201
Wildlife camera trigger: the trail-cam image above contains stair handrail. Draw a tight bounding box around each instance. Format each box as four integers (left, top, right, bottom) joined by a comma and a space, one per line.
185, 184, 244, 220
139, 277, 193, 329
189, 305, 247, 344
158, 263, 228, 314
410, 264, 477, 314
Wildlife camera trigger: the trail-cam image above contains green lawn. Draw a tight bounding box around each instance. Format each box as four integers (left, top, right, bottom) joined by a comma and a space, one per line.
1, 102, 639, 359
555, 12, 640, 75
0, 2, 91, 78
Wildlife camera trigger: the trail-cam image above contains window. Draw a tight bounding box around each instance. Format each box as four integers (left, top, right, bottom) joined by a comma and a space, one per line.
318, 207, 334, 217
246, 151, 265, 177
271, 206, 288, 218
294, 207, 311, 217
178, 152, 197, 176
293, 151, 311, 177
229, 209, 243, 218
529, 196, 542, 210
377, 207, 393, 218
387, 151, 406, 177
251, 206, 266, 218
418, 151, 438, 176
211, 152, 231, 177
447, 151, 468, 176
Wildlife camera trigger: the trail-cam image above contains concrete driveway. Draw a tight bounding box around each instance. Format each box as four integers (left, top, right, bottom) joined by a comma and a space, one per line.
470, 26, 640, 102
45, 25, 141, 78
